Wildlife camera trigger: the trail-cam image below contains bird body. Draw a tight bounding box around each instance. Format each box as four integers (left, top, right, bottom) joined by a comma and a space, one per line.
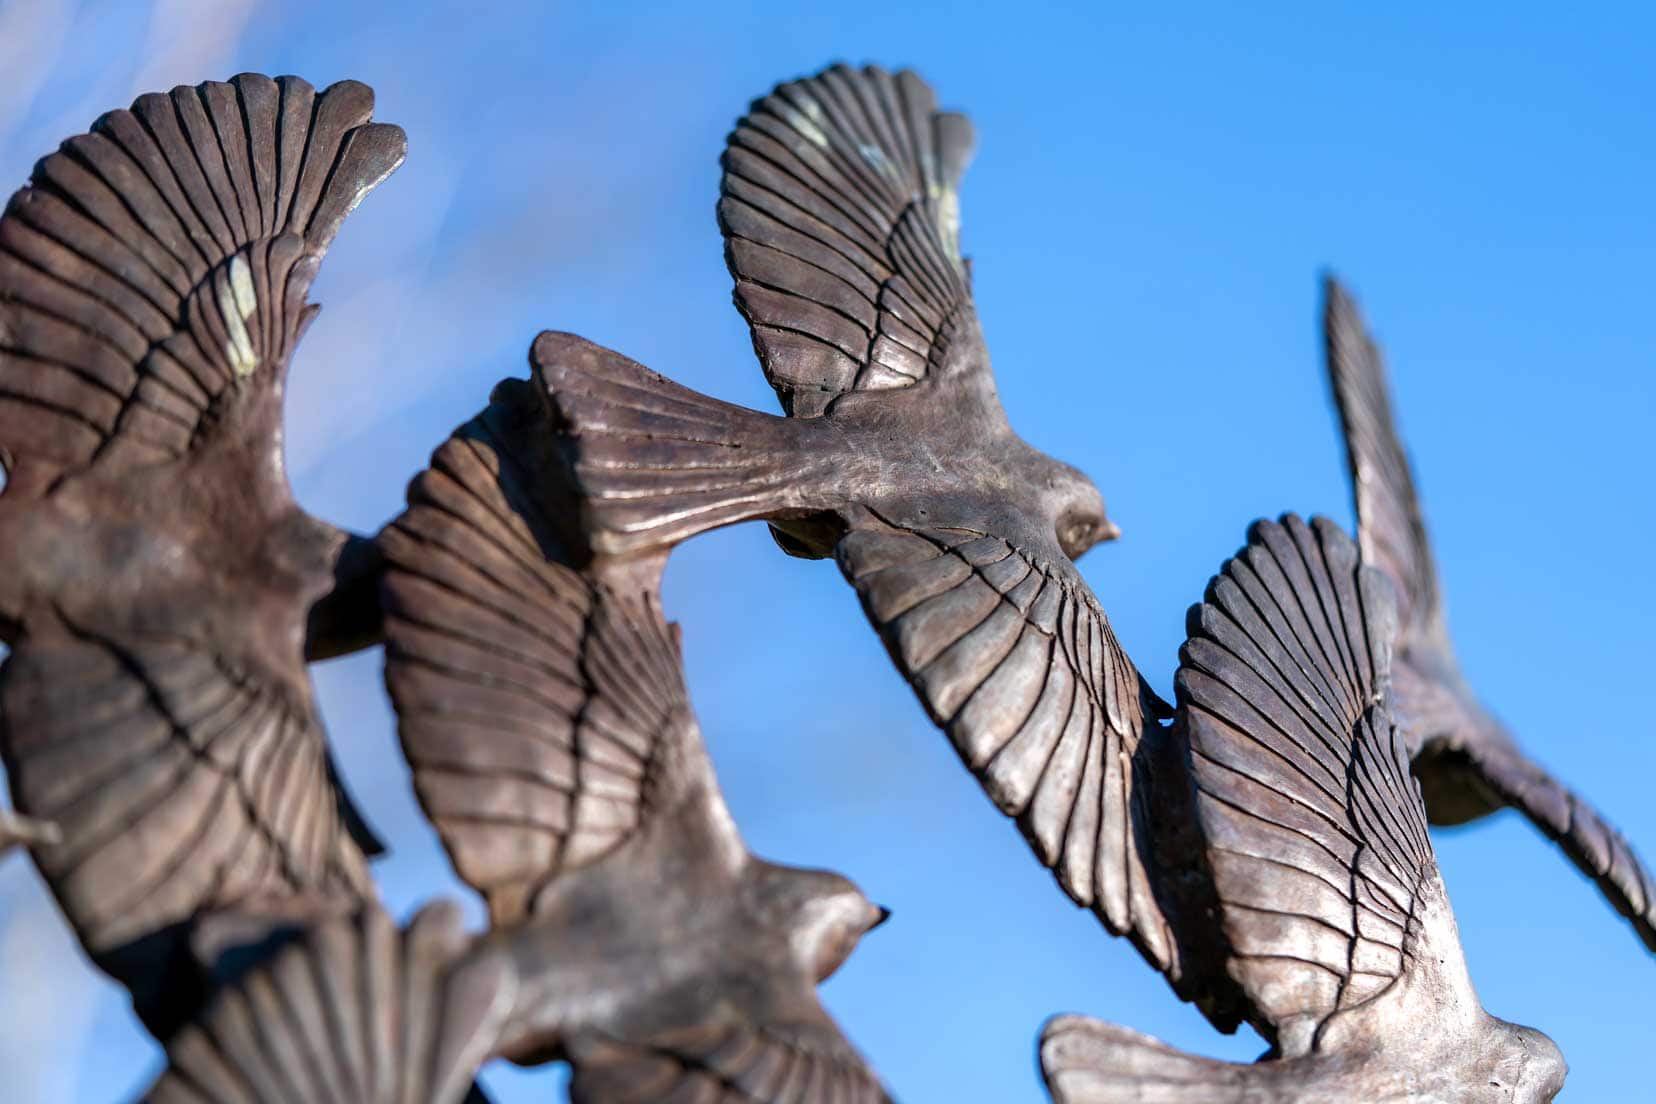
539, 63, 1168, 967
380, 380, 892, 1101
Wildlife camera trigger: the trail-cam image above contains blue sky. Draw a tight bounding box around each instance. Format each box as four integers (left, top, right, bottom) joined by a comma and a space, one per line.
1, 2, 1652, 1100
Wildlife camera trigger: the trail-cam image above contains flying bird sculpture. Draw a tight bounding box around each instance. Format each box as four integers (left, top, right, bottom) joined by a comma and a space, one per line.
142, 901, 513, 1104
1323, 278, 1656, 953
0, 74, 401, 1031
540, 62, 1173, 967
1039, 514, 1567, 1104
379, 376, 893, 1102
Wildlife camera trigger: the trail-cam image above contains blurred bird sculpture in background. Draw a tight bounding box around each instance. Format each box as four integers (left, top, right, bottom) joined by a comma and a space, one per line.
0, 73, 401, 1034
1324, 279, 1656, 954
1040, 515, 1567, 1103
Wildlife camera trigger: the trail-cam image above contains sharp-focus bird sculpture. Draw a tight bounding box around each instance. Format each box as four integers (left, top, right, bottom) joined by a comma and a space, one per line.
1040, 514, 1567, 1104
142, 901, 514, 1104
0, 74, 401, 1031
1323, 278, 1656, 953
379, 377, 893, 1102
539, 62, 1174, 968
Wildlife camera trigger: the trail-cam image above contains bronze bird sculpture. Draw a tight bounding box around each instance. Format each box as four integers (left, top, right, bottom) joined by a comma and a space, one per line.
540, 62, 1173, 968
1040, 515, 1567, 1104
1323, 278, 1656, 952
0, 74, 402, 1031
378, 377, 893, 1102
142, 901, 514, 1104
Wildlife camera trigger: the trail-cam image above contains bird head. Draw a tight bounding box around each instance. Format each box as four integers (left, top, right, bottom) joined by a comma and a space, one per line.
754, 865, 890, 983
1044, 460, 1119, 561
1486, 1019, 1567, 1103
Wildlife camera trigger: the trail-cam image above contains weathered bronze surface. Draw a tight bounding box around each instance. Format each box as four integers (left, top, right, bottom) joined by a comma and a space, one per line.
544, 64, 1172, 966
1324, 278, 1656, 952
0, 74, 404, 1034
0, 59, 1635, 1104
379, 378, 892, 1100
1040, 515, 1567, 1103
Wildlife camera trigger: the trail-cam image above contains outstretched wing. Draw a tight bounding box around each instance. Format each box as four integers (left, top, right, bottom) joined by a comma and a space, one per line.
836, 517, 1174, 968
721, 63, 976, 416
143, 902, 512, 1104
0, 74, 404, 482
381, 383, 699, 925
1321, 277, 1444, 650
1455, 744, 1656, 953
0, 623, 373, 1025
567, 1001, 891, 1104
1176, 514, 1440, 1053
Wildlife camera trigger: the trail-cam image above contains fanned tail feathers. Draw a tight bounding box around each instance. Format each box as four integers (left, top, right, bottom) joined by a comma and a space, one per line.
531, 331, 812, 558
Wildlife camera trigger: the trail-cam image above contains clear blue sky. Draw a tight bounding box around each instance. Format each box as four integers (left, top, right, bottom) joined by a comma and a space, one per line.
1, 2, 1652, 1100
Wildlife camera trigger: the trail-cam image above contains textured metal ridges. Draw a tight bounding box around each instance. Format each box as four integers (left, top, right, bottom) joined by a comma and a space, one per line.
721, 63, 975, 416
381, 384, 695, 924
838, 521, 1172, 968
0, 74, 405, 478
1179, 515, 1431, 1043
143, 902, 513, 1104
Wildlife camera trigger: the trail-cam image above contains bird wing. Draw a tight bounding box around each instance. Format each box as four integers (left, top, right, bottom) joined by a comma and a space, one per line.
142, 902, 512, 1104
1321, 278, 1446, 652
566, 992, 891, 1104
0, 74, 404, 483
381, 384, 710, 925
0, 624, 372, 976
721, 63, 977, 416
1453, 743, 1656, 953
836, 514, 1174, 968
1175, 514, 1451, 1051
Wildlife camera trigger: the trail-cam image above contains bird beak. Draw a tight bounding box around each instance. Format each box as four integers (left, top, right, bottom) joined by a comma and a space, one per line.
1099, 519, 1122, 543
871, 906, 893, 931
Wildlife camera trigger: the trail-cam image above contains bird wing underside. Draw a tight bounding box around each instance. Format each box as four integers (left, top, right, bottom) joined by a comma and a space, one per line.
1461, 743, 1656, 953
381, 389, 696, 924
567, 1004, 891, 1104
836, 516, 1174, 968
1321, 278, 1445, 650
0, 624, 371, 961
0, 74, 404, 484
1176, 514, 1439, 1048
143, 902, 511, 1104
721, 63, 976, 417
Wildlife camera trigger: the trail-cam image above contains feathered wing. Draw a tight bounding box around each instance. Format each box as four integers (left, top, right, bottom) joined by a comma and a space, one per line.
1459, 745, 1656, 952
1321, 278, 1443, 649
142, 902, 513, 1104
836, 517, 1174, 968
0, 74, 404, 484
381, 383, 700, 924
567, 994, 891, 1104
721, 63, 977, 416
1176, 514, 1443, 1052
0, 629, 373, 1004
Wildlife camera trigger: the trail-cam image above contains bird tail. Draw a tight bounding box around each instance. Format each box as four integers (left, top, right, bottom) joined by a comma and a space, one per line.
1040, 1017, 1260, 1104
531, 331, 818, 558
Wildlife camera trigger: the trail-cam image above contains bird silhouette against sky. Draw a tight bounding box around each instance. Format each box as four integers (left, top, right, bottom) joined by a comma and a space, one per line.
538, 62, 1173, 969
1040, 514, 1567, 1104
378, 377, 892, 1102
0, 74, 401, 1032
1323, 278, 1656, 954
